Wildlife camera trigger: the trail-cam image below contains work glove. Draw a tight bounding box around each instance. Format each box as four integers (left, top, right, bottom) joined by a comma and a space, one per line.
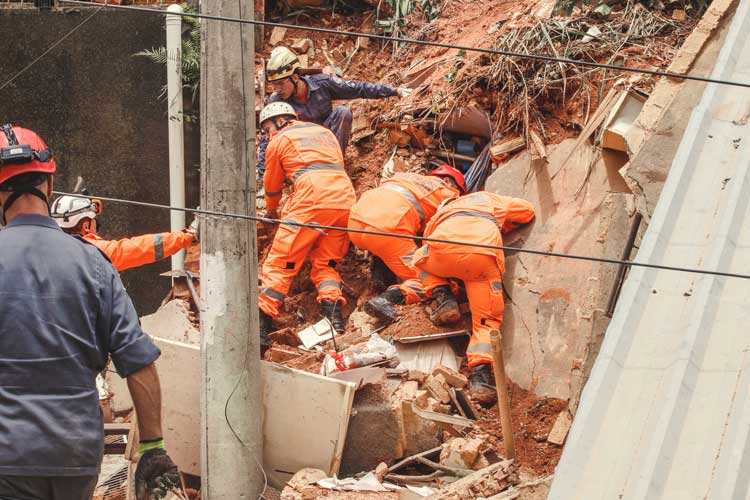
135, 442, 180, 500
397, 87, 413, 98
186, 213, 200, 243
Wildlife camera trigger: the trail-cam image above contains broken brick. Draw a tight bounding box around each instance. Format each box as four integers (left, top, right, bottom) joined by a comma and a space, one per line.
291, 38, 314, 54
269, 26, 287, 46
440, 437, 483, 469
433, 365, 468, 389
547, 410, 573, 445
424, 374, 451, 404
375, 462, 389, 482
407, 369, 428, 384
399, 380, 419, 401
266, 345, 300, 363
414, 389, 429, 408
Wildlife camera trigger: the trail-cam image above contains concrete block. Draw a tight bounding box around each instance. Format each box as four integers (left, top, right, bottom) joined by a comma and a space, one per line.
432, 365, 468, 389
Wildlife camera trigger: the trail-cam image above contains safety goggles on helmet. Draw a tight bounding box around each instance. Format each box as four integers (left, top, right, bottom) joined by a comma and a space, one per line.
0, 124, 53, 167
266, 64, 297, 82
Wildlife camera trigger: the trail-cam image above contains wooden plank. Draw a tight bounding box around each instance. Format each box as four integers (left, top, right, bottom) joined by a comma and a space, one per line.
104, 423, 130, 436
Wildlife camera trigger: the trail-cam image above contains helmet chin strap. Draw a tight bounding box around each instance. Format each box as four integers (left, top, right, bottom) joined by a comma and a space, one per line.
1, 186, 49, 225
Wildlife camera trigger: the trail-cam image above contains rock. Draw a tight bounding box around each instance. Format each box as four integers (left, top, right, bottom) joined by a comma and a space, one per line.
472, 454, 490, 471
432, 365, 468, 389
375, 462, 389, 482
440, 437, 483, 469
547, 411, 573, 445
672, 8, 687, 21
288, 468, 327, 491
291, 38, 313, 54
269, 26, 287, 46
424, 374, 451, 404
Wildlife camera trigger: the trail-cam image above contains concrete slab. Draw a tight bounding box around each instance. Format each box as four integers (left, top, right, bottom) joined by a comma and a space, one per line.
485, 139, 635, 401
125, 333, 356, 489
549, 1, 750, 496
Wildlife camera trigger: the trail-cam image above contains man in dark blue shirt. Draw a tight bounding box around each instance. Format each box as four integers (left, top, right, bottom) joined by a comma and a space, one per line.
257, 46, 411, 186
0, 124, 179, 500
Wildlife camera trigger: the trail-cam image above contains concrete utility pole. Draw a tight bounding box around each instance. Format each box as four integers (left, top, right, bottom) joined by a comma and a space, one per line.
199, 0, 263, 496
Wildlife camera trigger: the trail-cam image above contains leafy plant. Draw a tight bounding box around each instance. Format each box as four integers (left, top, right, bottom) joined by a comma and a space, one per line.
445, 49, 465, 84
135, 5, 201, 103
376, 0, 442, 40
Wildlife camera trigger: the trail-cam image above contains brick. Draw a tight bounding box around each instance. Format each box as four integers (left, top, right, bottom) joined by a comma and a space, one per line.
399, 380, 419, 401
266, 346, 299, 363
433, 365, 468, 389
424, 374, 451, 404
440, 437, 483, 469
375, 462, 388, 482
414, 389, 429, 408
547, 411, 573, 445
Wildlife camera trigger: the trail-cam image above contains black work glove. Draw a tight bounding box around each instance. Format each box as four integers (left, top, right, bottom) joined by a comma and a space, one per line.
135, 448, 180, 500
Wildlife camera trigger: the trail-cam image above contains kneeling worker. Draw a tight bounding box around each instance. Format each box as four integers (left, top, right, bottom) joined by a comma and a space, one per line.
410, 191, 535, 404
259, 102, 356, 353
348, 165, 465, 325
51, 195, 197, 272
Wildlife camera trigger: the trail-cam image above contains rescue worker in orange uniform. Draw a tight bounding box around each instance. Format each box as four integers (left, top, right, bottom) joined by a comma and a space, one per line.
410, 191, 535, 404
51, 195, 197, 272
348, 165, 466, 325
259, 101, 356, 353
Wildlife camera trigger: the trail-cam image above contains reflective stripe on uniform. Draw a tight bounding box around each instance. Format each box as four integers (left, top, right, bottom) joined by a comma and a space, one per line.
444, 210, 502, 232
467, 343, 493, 353
404, 282, 425, 298
153, 233, 164, 261
381, 184, 426, 226
491, 281, 503, 291
318, 280, 341, 290
260, 287, 286, 301
266, 190, 283, 197
291, 162, 345, 182
418, 270, 430, 281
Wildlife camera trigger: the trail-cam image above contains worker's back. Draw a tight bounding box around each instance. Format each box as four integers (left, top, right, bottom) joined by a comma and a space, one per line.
264, 120, 355, 212
0, 214, 155, 476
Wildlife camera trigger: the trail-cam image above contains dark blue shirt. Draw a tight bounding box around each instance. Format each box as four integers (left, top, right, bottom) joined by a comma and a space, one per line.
0, 215, 160, 476
258, 73, 398, 181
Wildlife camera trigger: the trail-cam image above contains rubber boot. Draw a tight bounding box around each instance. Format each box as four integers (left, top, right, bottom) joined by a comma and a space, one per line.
429, 285, 461, 326
259, 309, 273, 357
321, 299, 346, 334
470, 363, 498, 407
364, 287, 405, 323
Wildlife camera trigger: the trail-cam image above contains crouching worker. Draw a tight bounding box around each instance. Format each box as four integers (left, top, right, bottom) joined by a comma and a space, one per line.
0, 124, 179, 500
348, 165, 465, 325
258, 102, 356, 354
51, 195, 197, 272
410, 191, 535, 404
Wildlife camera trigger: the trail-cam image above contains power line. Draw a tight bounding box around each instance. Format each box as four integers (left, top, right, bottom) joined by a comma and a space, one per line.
57, 0, 750, 90
51, 190, 750, 281
0, 6, 102, 92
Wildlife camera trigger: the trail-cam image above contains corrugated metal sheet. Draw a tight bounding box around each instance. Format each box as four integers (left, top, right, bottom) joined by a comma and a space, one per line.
548, 4, 750, 499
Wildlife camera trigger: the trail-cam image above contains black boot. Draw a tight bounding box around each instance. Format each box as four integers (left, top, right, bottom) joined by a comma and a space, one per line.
364, 287, 405, 323
429, 285, 461, 326
470, 363, 497, 406
321, 299, 345, 333
259, 310, 273, 357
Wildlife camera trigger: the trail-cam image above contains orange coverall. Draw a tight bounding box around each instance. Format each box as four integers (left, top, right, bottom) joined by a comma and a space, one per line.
410, 192, 535, 368
84, 231, 194, 272
261, 120, 356, 318
348, 173, 459, 303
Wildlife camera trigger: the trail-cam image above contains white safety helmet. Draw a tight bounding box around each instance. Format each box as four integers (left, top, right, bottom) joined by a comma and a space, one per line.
259, 102, 297, 127
51, 195, 102, 229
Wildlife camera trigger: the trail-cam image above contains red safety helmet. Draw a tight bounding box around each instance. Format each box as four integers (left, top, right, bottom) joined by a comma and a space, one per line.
429, 164, 466, 193
0, 124, 56, 186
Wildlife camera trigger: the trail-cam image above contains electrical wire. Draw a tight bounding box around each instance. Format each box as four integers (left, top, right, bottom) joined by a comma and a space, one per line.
51, 190, 750, 280
56, 0, 750, 90
0, 6, 102, 92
